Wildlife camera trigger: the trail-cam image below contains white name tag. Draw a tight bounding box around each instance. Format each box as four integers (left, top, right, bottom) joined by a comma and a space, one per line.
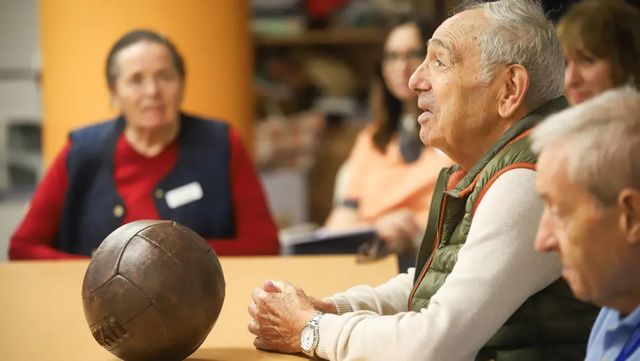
165, 182, 204, 209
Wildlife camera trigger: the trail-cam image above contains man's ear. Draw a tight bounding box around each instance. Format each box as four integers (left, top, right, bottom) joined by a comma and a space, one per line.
618, 188, 640, 244
497, 64, 529, 118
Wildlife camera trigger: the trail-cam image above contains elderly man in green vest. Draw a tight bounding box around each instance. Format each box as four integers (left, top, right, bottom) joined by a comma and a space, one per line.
248, 1, 598, 360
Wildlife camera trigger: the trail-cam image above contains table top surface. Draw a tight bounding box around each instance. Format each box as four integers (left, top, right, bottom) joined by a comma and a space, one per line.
0, 254, 397, 361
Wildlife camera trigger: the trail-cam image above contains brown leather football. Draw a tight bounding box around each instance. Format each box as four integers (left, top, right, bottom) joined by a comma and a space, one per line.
81, 220, 225, 361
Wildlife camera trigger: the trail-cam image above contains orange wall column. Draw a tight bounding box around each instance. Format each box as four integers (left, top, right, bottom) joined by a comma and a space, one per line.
39, 0, 253, 164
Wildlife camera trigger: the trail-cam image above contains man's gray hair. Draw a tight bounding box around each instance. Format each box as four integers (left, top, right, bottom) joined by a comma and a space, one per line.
531, 87, 640, 206
464, 0, 564, 109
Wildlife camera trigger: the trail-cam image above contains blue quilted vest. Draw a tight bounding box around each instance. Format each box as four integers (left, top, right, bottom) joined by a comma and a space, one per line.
54, 113, 235, 255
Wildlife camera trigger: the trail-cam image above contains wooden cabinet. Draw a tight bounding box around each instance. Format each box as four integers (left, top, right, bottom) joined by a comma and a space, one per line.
253, 27, 386, 225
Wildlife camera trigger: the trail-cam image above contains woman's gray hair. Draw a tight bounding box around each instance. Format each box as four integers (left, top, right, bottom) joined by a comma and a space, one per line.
464, 0, 564, 109
531, 87, 640, 206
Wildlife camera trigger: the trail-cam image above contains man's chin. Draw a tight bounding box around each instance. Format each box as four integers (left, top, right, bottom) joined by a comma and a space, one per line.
419, 135, 435, 148
419, 131, 444, 151
419, 129, 433, 146
563, 273, 591, 303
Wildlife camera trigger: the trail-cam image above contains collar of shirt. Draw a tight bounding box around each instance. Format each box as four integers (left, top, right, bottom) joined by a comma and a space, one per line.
603, 305, 640, 360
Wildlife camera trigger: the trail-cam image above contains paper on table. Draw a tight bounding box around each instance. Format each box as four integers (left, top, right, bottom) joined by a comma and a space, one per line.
280, 224, 376, 246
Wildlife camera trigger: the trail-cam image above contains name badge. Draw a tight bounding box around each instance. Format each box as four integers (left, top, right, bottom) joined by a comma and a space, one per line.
165, 182, 204, 209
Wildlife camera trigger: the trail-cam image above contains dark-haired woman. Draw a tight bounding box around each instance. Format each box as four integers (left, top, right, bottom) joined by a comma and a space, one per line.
325, 20, 451, 255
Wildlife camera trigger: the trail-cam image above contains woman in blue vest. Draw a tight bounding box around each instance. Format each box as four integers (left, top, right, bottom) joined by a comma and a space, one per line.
9, 29, 279, 259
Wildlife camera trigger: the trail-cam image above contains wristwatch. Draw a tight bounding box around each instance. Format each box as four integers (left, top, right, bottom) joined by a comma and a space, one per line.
300, 312, 323, 357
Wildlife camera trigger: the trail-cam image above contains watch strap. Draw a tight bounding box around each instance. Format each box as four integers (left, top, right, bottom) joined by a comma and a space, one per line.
301, 312, 323, 357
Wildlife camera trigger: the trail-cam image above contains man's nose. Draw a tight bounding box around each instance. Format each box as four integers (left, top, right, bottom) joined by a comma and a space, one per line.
534, 210, 560, 253
408, 60, 430, 94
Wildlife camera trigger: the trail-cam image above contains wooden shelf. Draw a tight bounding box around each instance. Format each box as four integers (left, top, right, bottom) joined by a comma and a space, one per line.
254, 28, 386, 47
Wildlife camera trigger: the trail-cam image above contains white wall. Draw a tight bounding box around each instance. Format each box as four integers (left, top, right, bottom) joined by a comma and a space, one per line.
0, 0, 42, 261
0, 199, 29, 260
0, 0, 40, 69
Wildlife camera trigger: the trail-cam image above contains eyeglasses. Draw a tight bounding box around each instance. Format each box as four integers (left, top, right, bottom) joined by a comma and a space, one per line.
382, 49, 425, 64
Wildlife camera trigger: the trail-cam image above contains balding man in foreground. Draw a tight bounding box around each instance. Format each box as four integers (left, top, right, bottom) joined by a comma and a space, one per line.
533, 87, 640, 361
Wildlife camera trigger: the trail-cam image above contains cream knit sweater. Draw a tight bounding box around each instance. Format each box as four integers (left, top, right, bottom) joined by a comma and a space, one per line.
315, 169, 563, 361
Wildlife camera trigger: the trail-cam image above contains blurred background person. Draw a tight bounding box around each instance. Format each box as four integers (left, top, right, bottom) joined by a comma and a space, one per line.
532, 87, 640, 361
324, 17, 451, 256
9, 29, 279, 260
557, 0, 640, 106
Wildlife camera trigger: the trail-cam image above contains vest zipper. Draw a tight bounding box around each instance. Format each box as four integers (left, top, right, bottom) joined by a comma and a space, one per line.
407, 193, 449, 309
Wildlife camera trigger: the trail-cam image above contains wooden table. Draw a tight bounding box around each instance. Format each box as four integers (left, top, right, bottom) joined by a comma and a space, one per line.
0, 255, 397, 360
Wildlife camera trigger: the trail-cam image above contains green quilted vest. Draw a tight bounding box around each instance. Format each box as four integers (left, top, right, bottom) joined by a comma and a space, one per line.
409, 98, 599, 361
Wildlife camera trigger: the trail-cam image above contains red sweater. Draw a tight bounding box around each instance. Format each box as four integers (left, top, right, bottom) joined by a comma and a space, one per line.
9, 127, 279, 259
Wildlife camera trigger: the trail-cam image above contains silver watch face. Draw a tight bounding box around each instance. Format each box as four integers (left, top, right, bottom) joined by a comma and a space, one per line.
300, 325, 315, 351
